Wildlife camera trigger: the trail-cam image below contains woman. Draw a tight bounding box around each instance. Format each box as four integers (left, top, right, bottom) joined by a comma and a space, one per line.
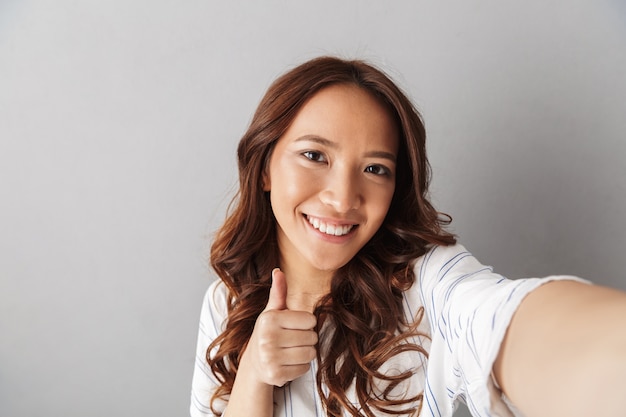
191, 56, 626, 417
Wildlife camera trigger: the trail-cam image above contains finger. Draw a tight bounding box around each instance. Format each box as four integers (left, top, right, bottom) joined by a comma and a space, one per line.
264, 268, 288, 312
259, 344, 317, 366
266, 363, 312, 387
280, 346, 318, 366
257, 310, 317, 331
262, 328, 318, 348
282, 363, 312, 381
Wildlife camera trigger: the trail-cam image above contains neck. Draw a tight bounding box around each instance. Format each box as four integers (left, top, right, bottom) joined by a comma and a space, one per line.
279, 262, 333, 313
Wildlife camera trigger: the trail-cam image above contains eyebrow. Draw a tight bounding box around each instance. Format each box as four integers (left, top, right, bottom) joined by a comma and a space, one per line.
294, 135, 397, 163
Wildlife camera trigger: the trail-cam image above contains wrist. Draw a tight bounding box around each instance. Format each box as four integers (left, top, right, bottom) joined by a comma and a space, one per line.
235, 347, 275, 394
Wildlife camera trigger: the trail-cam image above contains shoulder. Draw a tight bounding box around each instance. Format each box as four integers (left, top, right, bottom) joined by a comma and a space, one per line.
204, 278, 229, 308
400, 244, 475, 325
198, 278, 230, 335
414, 242, 486, 280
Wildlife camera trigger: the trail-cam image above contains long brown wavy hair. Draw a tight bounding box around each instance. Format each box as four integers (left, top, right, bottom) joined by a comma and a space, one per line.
207, 56, 456, 416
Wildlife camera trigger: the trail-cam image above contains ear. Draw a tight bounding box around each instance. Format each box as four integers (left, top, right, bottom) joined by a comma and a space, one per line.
262, 169, 271, 192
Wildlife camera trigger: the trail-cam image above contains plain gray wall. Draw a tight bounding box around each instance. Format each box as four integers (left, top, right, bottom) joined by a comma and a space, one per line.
1, 1, 625, 416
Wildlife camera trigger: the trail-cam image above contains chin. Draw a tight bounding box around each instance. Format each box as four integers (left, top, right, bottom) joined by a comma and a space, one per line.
310, 256, 354, 273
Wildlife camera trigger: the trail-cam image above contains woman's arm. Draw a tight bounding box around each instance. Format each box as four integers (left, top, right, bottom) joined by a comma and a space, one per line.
494, 280, 626, 417
223, 269, 317, 417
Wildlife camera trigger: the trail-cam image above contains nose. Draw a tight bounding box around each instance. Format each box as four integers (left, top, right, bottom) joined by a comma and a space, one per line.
319, 166, 362, 213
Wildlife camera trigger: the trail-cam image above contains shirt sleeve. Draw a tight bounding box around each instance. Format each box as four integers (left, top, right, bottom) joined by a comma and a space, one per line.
415, 243, 588, 417
190, 279, 230, 417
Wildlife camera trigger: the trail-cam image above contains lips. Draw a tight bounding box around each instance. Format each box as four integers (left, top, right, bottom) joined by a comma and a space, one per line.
306, 215, 356, 236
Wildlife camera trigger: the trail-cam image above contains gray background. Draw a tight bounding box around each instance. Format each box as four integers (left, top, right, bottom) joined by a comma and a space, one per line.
1, 1, 625, 416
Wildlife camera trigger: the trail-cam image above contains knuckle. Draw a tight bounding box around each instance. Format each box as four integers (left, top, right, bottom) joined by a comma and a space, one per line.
257, 311, 276, 327
266, 368, 286, 387
305, 346, 317, 361
257, 334, 274, 348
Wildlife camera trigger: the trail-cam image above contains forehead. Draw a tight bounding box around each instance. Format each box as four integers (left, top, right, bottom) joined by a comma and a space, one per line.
283, 83, 399, 152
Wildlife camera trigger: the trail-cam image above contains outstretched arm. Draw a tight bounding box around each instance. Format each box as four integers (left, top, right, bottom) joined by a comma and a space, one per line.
494, 280, 626, 417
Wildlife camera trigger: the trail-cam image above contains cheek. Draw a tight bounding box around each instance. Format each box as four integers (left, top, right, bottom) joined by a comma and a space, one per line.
276, 159, 320, 195
269, 164, 312, 214
370, 187, 395, 223
274, 172, 304, 200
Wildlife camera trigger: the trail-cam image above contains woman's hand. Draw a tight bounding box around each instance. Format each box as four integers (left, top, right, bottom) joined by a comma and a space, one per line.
224, 269, 317, 417
245, 268, 318, 386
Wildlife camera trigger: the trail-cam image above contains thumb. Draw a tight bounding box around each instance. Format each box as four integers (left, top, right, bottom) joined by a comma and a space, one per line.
264, 268, 288, 311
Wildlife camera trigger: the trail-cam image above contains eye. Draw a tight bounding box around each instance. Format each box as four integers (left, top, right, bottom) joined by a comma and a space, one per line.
364, 164, 390, 176
302, 151, 326, 163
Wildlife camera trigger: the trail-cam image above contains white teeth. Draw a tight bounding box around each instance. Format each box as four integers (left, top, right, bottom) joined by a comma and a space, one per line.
307, 216, 354, 236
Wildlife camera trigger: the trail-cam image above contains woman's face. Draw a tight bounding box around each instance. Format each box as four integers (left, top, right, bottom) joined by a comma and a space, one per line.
264, 83, 399, 275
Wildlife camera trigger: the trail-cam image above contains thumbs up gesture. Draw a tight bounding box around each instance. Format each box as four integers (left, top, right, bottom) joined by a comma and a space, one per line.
264, 267, 290, 311
244, 268, 318, 387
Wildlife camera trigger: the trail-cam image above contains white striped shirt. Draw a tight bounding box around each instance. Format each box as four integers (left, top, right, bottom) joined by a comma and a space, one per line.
190, 243, 585, 416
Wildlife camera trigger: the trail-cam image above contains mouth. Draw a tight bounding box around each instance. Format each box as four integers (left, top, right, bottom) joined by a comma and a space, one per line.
305, 215, 357, 237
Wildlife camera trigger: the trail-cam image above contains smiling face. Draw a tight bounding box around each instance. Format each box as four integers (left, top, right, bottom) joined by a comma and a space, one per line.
263, 83, 399, 280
